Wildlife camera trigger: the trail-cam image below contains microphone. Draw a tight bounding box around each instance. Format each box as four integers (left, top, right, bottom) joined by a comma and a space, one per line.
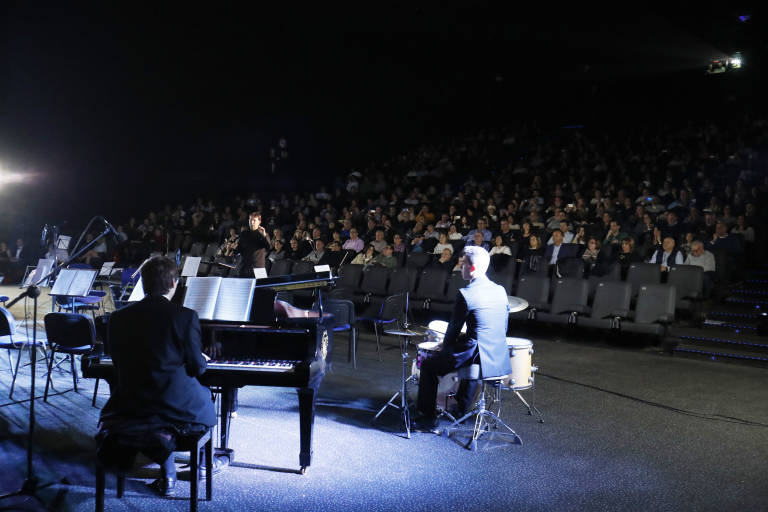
40, 224, 49, 248
131, 257, 151, 280
101, 217, 120, 238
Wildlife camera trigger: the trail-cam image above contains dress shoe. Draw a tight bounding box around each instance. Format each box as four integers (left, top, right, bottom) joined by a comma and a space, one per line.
411, 415, 439, 434
149, 476, 176, 497
198, 455, 225, 480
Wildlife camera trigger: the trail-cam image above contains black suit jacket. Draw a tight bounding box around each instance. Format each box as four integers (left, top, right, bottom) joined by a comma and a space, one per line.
543, 243, 579, 264
101, 294, 216, 427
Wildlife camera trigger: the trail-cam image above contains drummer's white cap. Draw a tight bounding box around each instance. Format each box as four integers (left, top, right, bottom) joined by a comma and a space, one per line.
462, 246, 490, 276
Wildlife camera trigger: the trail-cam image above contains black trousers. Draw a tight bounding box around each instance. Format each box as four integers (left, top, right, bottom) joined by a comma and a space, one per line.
416, 349, 479, 420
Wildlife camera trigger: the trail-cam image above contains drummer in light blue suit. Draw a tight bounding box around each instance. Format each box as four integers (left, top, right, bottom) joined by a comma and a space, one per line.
414, 246, 511, 431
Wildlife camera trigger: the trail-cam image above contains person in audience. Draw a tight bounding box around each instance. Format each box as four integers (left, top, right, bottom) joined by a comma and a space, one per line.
0, 241, 12, 275
351, 244, 376, 265
602, 220, 626, 247
706, 221, 741, 254
342, 228, 364, 253
267, 239, 286, 264
392, 233, 406, 253
302, 238, 326, 264
370, 229, 388, 253
581, 238, 601, 274
431, 248, 455, 272
462, 218, 492, 243
683, 240, 716, 294
544, 229, 579, 269
571, 225, 587, 245
466, 231, 490, 251
369, 245, 397, 268
423, 223, 440, 240
433, 233, 453, 255
435, 213, 452, 230
319, 240, 344, 267
730, 215, 754, 244
517, 234, 545, 274
286, 238, 305, 260
447, 224, 463, 240
648, 236, 684, 272
519, 221, 533, 246
616, 236, 643, 279
489, 235, 512, 256
679, 232, 695, 255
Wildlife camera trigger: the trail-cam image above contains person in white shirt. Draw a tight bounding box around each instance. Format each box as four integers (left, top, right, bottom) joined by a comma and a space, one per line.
433, 233, 453, 255
683, 240, 716, 294
489, 235, 512, 256
447, 224, 463, 240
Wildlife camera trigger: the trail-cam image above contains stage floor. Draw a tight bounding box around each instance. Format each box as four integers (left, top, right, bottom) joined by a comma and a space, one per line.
0, 308, 767, 511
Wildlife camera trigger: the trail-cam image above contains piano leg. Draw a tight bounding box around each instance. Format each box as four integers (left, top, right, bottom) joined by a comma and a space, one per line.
297, 387, 315, 474
217, 386, 236, 463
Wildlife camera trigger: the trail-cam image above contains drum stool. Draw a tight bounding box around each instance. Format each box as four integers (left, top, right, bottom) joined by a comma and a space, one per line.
442, 364, 522, 451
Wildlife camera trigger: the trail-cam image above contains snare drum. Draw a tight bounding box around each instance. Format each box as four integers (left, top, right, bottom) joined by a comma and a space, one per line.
504, 337, 534, 390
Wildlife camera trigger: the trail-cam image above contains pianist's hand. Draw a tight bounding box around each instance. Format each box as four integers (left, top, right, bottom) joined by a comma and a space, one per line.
204, 342, 222, 359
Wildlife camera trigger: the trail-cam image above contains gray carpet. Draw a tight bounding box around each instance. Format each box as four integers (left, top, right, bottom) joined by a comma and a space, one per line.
1, 328, 767, 511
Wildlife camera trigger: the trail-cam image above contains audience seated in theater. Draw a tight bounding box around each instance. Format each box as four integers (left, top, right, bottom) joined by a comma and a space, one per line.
648, 236, 684, 272
370, 229, 388, 253
433, 233, 453, 255
447, 224, 463, 240
462, 218, 492, 243
342, 228, 364, 253
302, 238, 326, 264
581, 237, 601, 274
497, 218, 517, 245
683, 240, 716, 294
544, 230, 579, 267
286, 238, 306, 260
616, 236, 643, 279
706, 221, 741, 254
430, 248, 455, 272
392, 233, 406, 253
369, 244, 397, 268
548, 220, 574, 244
730, 215, 754, 244
466, 231, 490, 251
267, 239, 286, 263
489, 235, 512, 256
517, 234, 545, 274
351, 244, 376, 265
319, 240, 344, 267
571, 225, 587, 245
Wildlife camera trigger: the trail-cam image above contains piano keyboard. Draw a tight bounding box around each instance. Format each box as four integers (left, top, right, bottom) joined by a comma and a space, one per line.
89, 357, 298, 373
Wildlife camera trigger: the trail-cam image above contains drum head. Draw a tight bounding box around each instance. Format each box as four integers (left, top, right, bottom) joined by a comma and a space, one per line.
506, 337, 533, 349
418, 341, 441, 351
427, 320, 449, 334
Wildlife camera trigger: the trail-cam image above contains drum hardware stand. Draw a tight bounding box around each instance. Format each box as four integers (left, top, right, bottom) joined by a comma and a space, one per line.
0, 220, 114, 509
504, 365, 544, 423
372, 292, 421, 439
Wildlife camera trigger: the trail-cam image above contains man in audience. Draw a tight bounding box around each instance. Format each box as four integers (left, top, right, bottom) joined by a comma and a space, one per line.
302, 238, 326, 264
370, 245, 397, 268
706, 221, 741, 254
462, 218, 492, 243
370, 229, 387, 252
543, 229, 579, 270
683, 240, 716, 294
342, 228, 364, 253
648, 236, 684, 272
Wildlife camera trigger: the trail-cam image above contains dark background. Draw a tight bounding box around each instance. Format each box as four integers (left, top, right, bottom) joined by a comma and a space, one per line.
0, 3, 765, 238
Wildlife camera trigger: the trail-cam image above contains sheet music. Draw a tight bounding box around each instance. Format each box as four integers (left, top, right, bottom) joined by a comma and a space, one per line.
99, 261, 115, 277
68, 269, 97, 297
314, 264, 331, 273
50, 269, 77, 296
212, 278, 256, 322
253, 267, 267, 279
181, 256, 202, 277
32, 258, 55, 287
183, 277, 222, 320
128, 278, 145, 302
56, 236, 71, 249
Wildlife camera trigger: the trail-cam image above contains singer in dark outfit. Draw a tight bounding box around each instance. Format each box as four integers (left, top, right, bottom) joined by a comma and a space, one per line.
237, 211, 271, 276
99, 257, 216, 496
414, 246, 512, 432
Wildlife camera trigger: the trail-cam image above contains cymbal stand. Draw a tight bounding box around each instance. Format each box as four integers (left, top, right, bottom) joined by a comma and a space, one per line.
372, 292, 418, 438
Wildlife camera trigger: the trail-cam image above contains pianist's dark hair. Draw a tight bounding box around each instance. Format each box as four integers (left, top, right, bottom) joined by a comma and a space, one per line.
141, 256, 178, 295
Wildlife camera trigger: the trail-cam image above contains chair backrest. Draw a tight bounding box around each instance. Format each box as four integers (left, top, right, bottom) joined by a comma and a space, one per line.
388, 267, 417, 294
490, 253, 516, 274
626, 262, 662, 296
444, 273, 469, 300
634, 285, 676, 324
406, 252, 432, 270
667, 265, 703, 303
291, 261, 316, 275
556, 257, 584, 279
487, 267, 515, 295
269, 259, 294, 277
204, 243, 219, 258
0, 307, 15, 337
359, 266, 390, 295
337, 264, 363, 289
189, 242, 205, 257
549, 278, 589, 315
589, 281, 632, 319
322, 298, 355, 326
379, 293, 405, 323
414, 268, 449, 300
514, 275, 550, 308
44, 312, 97, 348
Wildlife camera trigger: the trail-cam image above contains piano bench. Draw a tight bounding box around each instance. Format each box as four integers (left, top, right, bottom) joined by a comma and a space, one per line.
95, 427, 213, 512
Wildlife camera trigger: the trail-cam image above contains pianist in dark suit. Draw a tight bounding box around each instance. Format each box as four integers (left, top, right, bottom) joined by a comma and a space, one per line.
100, 256, 215, 495
237, 211, 271, 276
414, 246, 511, 432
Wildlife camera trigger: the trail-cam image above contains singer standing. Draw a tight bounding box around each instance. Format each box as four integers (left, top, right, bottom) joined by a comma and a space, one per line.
238, 212, 271, 276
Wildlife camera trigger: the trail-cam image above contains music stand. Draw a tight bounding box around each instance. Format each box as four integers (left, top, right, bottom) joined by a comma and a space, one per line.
0, 226, 111, 508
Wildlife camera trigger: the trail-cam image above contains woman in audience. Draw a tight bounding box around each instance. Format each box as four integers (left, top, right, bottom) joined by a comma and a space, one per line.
267, 239, 286, 263
581, 237, 601, 274
433, 232, 453, 255
447, 224, 463, 240
430, 247, 455, 272
519, 221, 533, 247
392, 233, 406, 253
489, 235, 512, 256
517, 234, 545, 274
730, 215, 754, 244
351, 244, 376, 265
285, 238, 305, 261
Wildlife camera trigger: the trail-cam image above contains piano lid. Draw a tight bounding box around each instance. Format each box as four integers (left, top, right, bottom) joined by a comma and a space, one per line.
254, 271, 337, 291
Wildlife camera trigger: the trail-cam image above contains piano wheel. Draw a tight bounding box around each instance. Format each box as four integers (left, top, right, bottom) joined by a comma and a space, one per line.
300, 466, 307, 475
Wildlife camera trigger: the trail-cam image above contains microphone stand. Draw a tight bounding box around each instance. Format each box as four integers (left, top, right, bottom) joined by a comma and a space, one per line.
0, 226, 112, 508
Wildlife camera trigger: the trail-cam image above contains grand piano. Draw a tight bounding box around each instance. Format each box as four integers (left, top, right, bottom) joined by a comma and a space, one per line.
82, 272, 336, 474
